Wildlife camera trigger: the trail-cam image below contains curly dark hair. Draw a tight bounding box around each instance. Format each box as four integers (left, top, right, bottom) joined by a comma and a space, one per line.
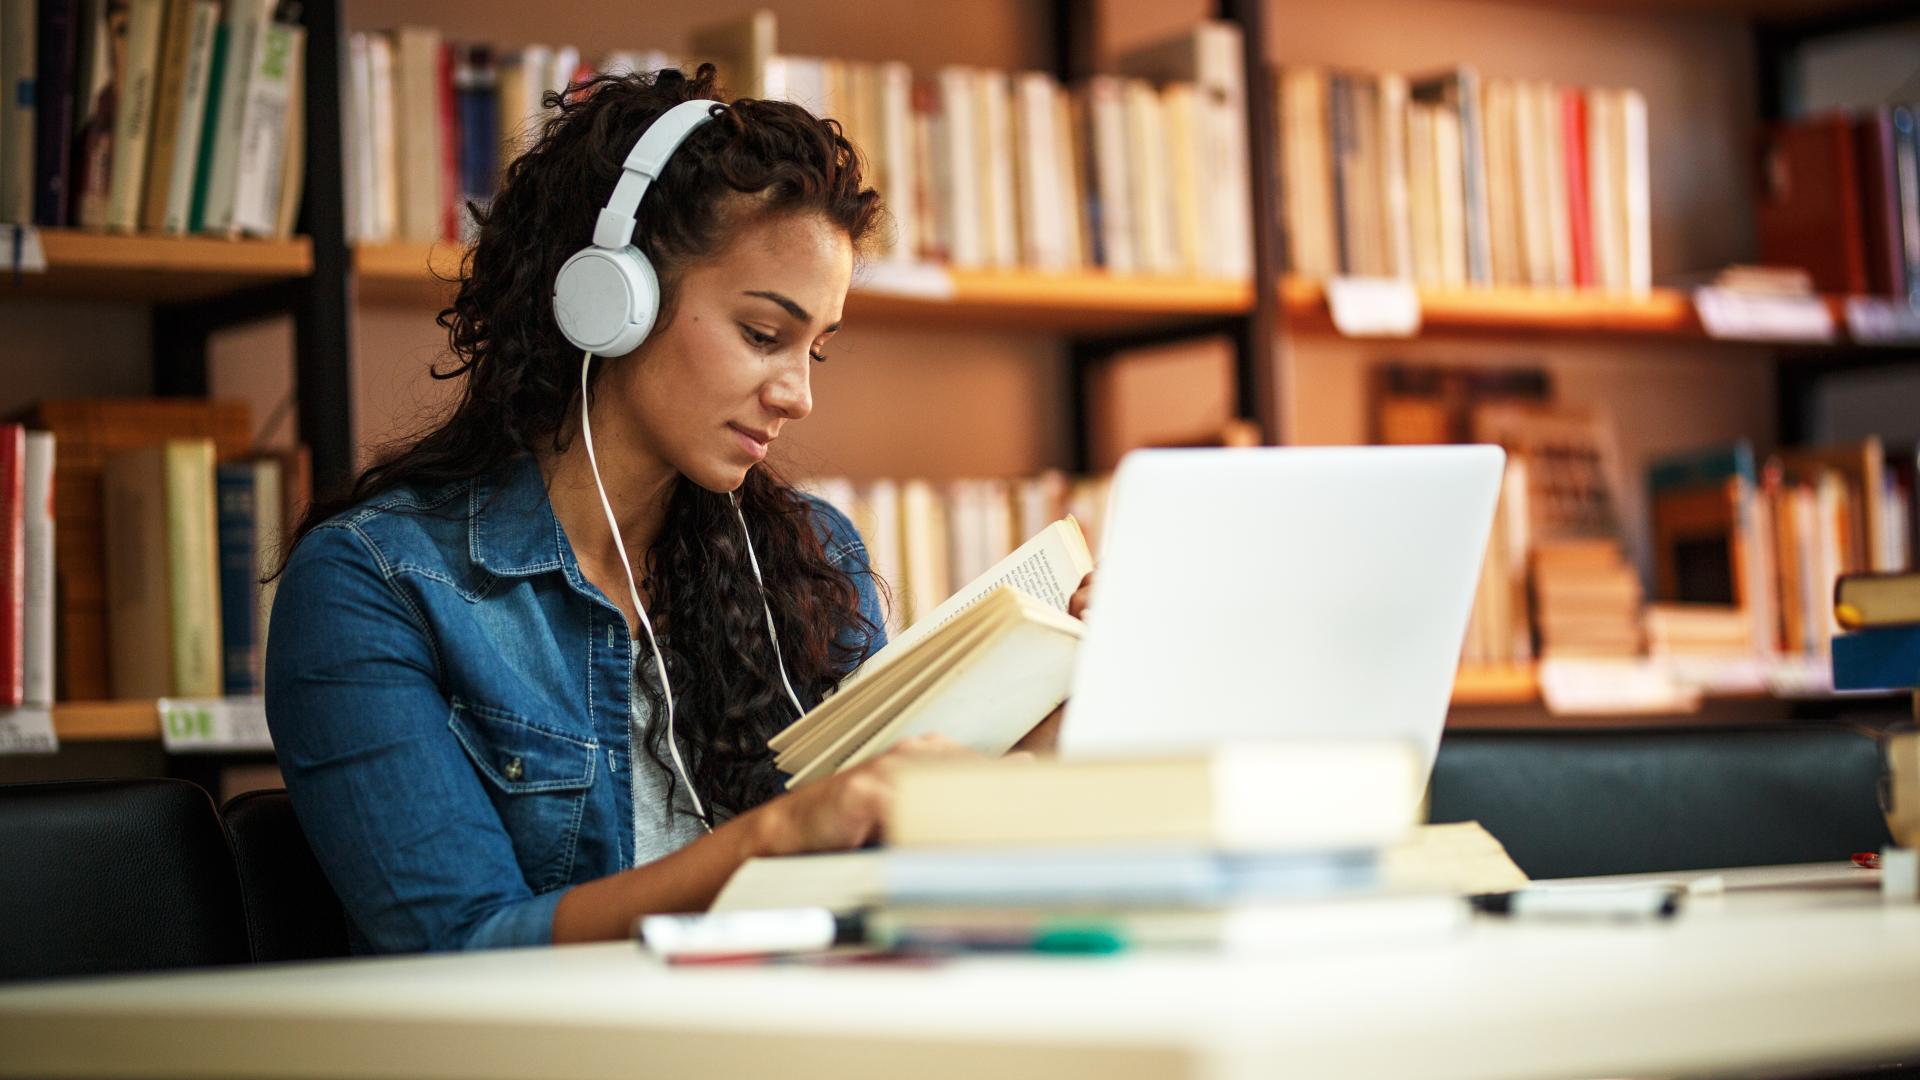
285, 64, 885, 821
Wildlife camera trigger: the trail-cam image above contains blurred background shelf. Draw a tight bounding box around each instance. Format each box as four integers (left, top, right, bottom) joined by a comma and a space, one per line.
3, 230, 313, 304
354, 242, 1256, 333
50, 701, 162, 742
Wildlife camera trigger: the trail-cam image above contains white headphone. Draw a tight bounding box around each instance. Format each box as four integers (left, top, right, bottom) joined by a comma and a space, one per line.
553, 98, 722, 356
563, 97, 806, 842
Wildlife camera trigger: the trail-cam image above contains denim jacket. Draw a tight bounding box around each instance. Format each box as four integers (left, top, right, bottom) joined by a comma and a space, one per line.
263, 455, 884, 954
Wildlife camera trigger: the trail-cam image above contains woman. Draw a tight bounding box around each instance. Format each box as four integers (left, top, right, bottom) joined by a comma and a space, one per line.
266, 66, 1083, 954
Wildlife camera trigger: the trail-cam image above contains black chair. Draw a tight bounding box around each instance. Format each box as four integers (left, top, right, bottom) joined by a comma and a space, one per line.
1430, 726, 1894, 880
0, 778, 251, 981
220, 789, 352, 963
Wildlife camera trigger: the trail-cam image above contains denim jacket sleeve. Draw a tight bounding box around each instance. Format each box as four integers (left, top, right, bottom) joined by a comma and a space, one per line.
805, 495, 889, 673
264, 523, 565, 952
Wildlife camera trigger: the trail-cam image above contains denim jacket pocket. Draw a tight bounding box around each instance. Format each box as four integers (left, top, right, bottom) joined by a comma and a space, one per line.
448, 697, 597, 893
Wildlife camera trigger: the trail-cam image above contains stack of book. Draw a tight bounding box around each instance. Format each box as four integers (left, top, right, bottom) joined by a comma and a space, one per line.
1757, 107, 1920, 301
1531, 538, 1644, 659
713, 744, 1521, 953
1277, 66, 1650, 295
0, 0, 306, 238
23, 400, 306, 702
1834, 572, 1920, 692
343, 12, 1256, 281
803, 472, 1111, 636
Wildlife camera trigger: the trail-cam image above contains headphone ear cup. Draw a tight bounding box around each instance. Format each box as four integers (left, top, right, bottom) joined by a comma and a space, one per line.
552, 246, 660, 356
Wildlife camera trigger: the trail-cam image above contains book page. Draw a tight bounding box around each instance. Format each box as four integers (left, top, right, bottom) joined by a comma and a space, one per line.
852, 517, 1092, 685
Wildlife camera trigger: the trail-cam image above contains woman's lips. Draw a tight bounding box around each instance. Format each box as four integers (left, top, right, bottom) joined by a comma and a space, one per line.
729, 424, 771, 460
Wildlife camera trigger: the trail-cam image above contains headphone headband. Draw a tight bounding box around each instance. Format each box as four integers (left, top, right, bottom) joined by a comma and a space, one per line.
591, 98, 723, 250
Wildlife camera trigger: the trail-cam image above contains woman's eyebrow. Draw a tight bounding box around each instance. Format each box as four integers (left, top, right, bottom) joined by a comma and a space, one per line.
742, 289, 841, 333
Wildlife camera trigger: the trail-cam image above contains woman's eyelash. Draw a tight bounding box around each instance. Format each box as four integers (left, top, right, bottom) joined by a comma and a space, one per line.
744, 324, 827, 362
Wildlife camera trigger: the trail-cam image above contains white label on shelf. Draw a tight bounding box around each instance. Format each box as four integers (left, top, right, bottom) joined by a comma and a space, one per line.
1694, 287, 1835, 342
0, 225, 49, 274
1327, 276, 1422, 338
0, 707, 58, 755
1538, 658, 1702, 716
1845, 296, 1920, 345
157, 697, 274, 753
853, 260, 957, 299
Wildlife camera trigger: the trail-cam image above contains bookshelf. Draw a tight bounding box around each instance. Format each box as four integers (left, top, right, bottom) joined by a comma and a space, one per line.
0, 231, 313, 303
49, 702, 164, 743
10, 0, 1919, 773
354, 241, 1255, 333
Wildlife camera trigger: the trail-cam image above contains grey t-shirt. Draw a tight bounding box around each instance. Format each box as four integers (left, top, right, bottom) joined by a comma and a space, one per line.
629, 646, 705, 866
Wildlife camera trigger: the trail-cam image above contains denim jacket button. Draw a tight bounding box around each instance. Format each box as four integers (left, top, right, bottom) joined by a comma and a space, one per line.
504, 756, 525, 782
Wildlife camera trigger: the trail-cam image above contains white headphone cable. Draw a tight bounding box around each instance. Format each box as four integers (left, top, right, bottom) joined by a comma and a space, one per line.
578, 351, 711, 834
730, 490, 807, 720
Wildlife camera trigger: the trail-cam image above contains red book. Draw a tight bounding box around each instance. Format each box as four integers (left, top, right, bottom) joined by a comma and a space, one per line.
438, 40, 461, 243
0, 424, 24, 708
1561, 88, 1595, 290
1757, 114, 1869, 294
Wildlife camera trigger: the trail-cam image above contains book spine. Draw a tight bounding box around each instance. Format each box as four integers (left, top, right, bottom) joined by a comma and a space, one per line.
199, 0, 267, 235
227, 19, 295, 237
215, 462, 257, 696
184, 17, 222, 232
1, 0, 38, 224
1618, 88, 1651, 297
103, 0, 163, 232
1859, 109, 1903, 298
71, 0, 120, 229
436, 37, 457, 242
32, 0, 80, 226
165, 440, 221, 698
1893, 107, 1920, 308
157, 0, 212, 233
139, 0, 191, 230
0, 424, 22, 707
1327, 71, 1353, 276
21, 431, 52, 706
1561, 87, 1594, 290
251, 457, 281, 668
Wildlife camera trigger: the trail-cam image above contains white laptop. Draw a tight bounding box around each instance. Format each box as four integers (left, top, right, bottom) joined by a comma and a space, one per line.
1059, 445, 1506, 782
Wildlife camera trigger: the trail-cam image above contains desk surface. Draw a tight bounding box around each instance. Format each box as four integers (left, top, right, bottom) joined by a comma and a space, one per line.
4, 865, 1919, 1080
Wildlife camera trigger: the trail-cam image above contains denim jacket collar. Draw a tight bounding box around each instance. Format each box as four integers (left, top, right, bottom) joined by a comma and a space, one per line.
467, 455, 577, 580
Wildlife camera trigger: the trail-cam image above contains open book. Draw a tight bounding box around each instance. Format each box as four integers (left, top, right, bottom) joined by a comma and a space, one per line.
772, 518, 1094, 788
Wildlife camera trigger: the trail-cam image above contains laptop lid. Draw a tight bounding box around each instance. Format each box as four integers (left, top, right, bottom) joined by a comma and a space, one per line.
1058, 445, 1506, 781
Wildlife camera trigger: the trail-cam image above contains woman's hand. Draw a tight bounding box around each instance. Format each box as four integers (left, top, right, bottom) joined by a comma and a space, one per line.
1013, 570, 1096, 755
1068, 569, 1095, 621
748, 734, 974, 857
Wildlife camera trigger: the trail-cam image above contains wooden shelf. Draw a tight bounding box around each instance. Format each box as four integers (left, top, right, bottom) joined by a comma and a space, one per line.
1450, 666, 1542, 707
353, 242, 1255, 333
2, 229, 312, 303
51, 700, 161, 742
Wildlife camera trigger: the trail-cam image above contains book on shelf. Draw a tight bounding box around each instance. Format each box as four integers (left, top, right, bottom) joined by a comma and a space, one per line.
1645, 438, 1913, 671
21, 431, 54, 708
102, 439, 223, 699
1832, 624, 1920, 692
1279, 64, 1649, 296
1758, 106, 1920, 303
0, 0, 36, 225
0, 424, 22, 706
0, 0, 302, 237
340, 13, 1253, 283
32, 0, 81, 227
28, 398, 256, 700
804, 471, 1109, 635
770, 518, 1093, 788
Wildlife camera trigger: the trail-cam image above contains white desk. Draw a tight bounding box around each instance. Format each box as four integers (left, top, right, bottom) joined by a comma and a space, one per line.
4, 865, 1919, 1080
